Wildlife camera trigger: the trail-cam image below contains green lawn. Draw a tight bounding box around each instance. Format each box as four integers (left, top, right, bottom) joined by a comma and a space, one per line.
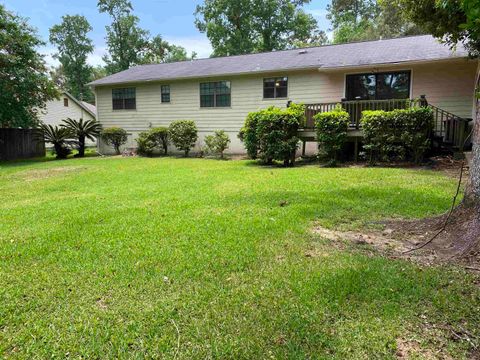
0, 157, 478, 359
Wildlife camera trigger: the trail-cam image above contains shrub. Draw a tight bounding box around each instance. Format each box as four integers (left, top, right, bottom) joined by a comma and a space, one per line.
101, 127, 128, 155
37, 123, 73, 159
149, 127, 169, 155
135, 127, 169, 157
204, 130, 231, 158
314, 105, 350, 166
238, 112, 261, 159
362, 107, 434, 164
136, 131, 156, 157
400, 107, 434, 164
241, 103, 304, 166
168, 120, 198, 157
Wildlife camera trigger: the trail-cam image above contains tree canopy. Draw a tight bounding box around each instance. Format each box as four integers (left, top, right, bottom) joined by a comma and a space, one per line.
195, 0, 326, 57
400, 0, 479, 58
49, 15, 95, 102
98, 0, 150, 74
327, 0, 423, 44
0, 5, 57, 128
98, 0, 195, 74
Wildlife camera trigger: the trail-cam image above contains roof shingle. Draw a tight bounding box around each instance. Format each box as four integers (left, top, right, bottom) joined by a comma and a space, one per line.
89, 35, 468, 87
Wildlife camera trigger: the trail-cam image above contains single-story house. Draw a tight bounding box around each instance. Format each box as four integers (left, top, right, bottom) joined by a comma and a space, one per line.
38, 91, 97, 146
89, 35, 479, 155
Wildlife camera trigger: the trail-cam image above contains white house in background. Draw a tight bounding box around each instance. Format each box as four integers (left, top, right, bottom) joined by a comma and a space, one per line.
39, 91, 97, 126
89, 35, 479, 155
38, 91, 97, 146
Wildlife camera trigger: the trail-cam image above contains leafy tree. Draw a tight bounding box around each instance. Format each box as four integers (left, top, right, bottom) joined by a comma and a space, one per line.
37, 124, 73, 159
49, 15, 95, 102
98, 0, 150, 74
400, 0, 479, 58
49, 65, 66, 88
101, 127, 128, 155
99, 0, 195, 73
62, 118, 102, 157
92, 65, 108, 81
0, 5, 58, 128
399, 0, 480, 202
169, 120, 198, 157
143, 35, 196, 64
327, 0, 423, 44
195, 0, 324, 56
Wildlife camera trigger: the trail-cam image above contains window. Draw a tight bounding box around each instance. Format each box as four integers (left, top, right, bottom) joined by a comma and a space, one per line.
263, 77, 288, 99
63, 98, 69, 107
161, 85, 170, 103
200, 81, 231, 108
112, 88, 136, 110
345, 71, 411, 100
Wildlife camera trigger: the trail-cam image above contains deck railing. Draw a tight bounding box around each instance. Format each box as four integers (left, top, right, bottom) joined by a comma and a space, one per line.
303, 98, 424, 129
301, 98, 470, 150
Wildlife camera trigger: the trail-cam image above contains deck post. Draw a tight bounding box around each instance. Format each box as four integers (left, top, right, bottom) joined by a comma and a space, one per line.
302, 140, 306, 157
459, 120, 467, 152
354, 137, 359, 162
419, 95, 428, 107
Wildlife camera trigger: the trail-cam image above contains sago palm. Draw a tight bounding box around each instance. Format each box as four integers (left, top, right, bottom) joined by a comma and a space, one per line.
62, 118, 102, 157
37, 123, 73, 159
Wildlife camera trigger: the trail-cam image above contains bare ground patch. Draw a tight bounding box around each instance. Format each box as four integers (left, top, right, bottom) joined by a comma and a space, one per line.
13, 166, 88, 181
312, 203, 480, 269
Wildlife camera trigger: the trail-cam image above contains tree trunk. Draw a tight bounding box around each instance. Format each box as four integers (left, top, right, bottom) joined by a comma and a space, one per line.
465, 76, 480, 204
77, 136, 85, 158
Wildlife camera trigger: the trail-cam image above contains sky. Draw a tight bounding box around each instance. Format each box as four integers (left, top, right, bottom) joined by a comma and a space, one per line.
1, 0, 331, 67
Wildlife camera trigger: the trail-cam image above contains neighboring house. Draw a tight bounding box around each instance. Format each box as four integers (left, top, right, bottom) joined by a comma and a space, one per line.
89, 35, 479, 155
38, 91, 97, 146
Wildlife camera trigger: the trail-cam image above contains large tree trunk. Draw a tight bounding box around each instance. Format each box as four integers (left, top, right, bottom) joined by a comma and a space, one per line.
465, 74, 480, 203
470, 107, 480, 200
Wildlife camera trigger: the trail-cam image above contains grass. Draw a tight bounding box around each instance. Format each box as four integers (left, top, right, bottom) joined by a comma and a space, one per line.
0, 157, 478, 359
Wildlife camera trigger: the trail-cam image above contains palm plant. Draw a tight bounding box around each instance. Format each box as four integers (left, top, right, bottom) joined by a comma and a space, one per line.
62, 118, 102, 157
37, 124, 73, 159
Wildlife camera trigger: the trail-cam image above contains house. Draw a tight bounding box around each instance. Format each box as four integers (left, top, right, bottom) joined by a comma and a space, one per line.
89, 35, 479, 155
38, 91, 97, 146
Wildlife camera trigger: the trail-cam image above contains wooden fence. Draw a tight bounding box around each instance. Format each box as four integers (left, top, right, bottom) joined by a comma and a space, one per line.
0, 129, 45, 161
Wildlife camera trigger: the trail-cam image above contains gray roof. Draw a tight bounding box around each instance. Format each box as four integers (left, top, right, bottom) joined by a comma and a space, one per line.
81, 101, 97, 116
89, 35, 469, 87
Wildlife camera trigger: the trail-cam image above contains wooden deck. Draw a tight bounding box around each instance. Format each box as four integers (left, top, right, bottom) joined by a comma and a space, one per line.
297, 98, 472, 159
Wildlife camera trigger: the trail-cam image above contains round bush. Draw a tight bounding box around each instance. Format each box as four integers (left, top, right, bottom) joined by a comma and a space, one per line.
168, 120, 198, 157
204, 130, 231, 158
101, 127, 128, 155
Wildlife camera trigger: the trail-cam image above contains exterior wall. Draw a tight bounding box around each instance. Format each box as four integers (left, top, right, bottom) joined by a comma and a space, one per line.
410, 60, 478, 118
38, 95, 97, 146
95, 59, 478, 155
39, 97, 95, 126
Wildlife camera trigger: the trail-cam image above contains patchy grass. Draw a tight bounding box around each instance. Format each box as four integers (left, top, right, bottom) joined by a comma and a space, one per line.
0, 157, 478, 359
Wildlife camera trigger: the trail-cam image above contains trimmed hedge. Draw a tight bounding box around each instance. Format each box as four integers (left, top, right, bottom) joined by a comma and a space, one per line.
314, 105, 350, 166
362, 107, 434, 164
239, 103, 305, 166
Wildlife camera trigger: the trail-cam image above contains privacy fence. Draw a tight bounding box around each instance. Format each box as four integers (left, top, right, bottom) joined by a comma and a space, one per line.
0, 129, 45, 161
